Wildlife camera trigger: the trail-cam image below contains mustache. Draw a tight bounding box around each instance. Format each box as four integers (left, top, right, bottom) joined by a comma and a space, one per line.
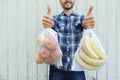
64, 1, 72, 4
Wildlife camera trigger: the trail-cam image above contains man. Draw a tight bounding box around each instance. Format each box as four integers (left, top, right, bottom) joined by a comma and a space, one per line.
42, 0, 95, 80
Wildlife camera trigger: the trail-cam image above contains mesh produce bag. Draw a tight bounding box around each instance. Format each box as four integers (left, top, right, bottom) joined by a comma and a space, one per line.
36, 28, 62, 66
72, 29, 107, 70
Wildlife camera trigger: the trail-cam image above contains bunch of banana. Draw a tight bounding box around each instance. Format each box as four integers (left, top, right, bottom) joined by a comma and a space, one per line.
75, 34, 106, 70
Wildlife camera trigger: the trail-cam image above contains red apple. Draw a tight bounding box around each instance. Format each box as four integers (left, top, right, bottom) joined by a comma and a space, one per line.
35, 54, 44, 64
45, 36, 57, 49
50, 48, 62, 60
39, 46, 50, 58
37, 35, 45, 46
44, 56, 55, 64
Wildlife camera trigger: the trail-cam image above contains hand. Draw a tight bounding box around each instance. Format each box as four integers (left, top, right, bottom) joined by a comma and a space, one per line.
82, 6, 95, 29
42, 5, 54, 28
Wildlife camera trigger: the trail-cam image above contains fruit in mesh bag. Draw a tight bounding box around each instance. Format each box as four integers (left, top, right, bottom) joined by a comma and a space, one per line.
37, 34, 45, 46
39, 46, 50, 58
75, 34, 106, 70
89, 36, 106, 59
82, 35, 99, 59
75, 50, 105, 70
45, 36, 57, 49
44, 56, 55, 64
35, 54, 44, 64
75, 53, 99, 70
50, 48, 62, 60
79, 50, 105, 66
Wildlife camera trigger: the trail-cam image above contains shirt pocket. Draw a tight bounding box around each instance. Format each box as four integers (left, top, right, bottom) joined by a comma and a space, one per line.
72, 21, 83, 34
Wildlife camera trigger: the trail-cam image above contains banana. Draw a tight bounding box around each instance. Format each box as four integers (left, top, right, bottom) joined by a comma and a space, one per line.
75, 53, 99, 70
82, 35, 99, 59
90, 37, 106, 59
79, 50, 105, 66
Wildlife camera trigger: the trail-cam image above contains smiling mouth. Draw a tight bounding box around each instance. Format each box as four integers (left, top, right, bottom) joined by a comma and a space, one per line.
65, 1, 71, 4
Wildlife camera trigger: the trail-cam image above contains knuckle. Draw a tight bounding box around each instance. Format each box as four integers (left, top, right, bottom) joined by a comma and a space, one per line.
50, 20, 53, 23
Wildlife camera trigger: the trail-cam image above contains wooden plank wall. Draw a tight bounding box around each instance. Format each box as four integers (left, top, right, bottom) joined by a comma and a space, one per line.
0, 0, 120, 80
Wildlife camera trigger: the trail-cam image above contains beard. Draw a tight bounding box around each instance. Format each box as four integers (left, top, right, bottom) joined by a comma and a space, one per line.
62, 1, 74, 10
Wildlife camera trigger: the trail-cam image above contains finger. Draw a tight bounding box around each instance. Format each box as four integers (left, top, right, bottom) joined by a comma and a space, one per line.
43, 24, 51, 28
43, 21, 52, 28
43, 18, 53, 24
87, 6, 93, 16
83, 19, 95, 23
44, 15, 53, 20
43, 21, 52, 26
47, 5, 51, 15
84, 16, 94, 20
85, 23, 94, 27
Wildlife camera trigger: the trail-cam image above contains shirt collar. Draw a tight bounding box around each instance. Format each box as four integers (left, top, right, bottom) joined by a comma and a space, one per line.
60, 11, 77, 17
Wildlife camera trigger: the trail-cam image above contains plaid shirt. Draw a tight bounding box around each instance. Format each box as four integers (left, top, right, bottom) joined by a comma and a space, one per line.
52, 11, 85, 71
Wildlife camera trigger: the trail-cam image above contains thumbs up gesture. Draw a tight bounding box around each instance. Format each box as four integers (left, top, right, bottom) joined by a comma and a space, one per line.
82, 6, 95, 29
42, 5, 54, 28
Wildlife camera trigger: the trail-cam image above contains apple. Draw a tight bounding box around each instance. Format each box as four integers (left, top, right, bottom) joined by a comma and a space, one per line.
39, 46, 50, 58
37, 35, 45, 46
50, 48, 62, 60
44, 57, 55, 64
35, 54, 44, 64
45, 36, 57, 49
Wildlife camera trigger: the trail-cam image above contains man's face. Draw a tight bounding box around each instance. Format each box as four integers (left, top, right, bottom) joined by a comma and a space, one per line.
59, 0, 75, 10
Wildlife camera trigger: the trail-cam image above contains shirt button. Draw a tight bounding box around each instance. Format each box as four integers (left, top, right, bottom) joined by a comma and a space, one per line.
67, 48, 69, 51
67, 57, 70, 62
67, 40, 69, 43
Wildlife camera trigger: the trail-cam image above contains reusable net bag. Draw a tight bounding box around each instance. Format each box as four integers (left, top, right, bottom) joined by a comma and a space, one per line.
73, 29, 106, 70
36, 28, 62, 66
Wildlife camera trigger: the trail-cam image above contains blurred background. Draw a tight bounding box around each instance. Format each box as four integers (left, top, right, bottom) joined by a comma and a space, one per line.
0, 0, 120, 80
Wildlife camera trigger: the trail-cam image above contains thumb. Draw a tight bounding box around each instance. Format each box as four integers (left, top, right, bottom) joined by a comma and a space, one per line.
47, 5, 51, 15
87, 6, 93, 16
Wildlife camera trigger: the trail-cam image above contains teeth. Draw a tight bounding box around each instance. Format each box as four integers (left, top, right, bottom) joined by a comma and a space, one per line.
75, 34, 106, 70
